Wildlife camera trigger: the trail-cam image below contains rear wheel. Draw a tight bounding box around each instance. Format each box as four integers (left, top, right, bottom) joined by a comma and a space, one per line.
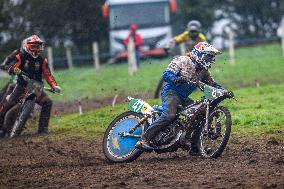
154, 78, 164, 99
199, 106, 231, 158
103, 111, 145, 163
9, 100, 35, 138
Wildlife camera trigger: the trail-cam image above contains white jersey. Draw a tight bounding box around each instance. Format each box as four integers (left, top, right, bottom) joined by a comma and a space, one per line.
166, 55, 216, 85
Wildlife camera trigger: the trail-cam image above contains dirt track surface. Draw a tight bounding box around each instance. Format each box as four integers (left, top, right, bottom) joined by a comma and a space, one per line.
0, 136, 283, 189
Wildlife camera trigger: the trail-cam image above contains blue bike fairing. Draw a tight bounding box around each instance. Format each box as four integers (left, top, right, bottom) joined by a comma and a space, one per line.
109, 117, 142, 157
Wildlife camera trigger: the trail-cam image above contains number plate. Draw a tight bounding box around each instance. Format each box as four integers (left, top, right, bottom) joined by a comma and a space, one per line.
204, 85, 224, 100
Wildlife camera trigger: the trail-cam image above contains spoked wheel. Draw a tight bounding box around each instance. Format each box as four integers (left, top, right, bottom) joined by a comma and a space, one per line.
154, 78, 164, 99
103, 111, 146, 163
9, 100, 35, 138
199, 106, 231, 158
3, 104, 20, 136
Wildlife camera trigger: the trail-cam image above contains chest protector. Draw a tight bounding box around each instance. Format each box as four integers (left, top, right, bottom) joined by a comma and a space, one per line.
19, 53, 44, 81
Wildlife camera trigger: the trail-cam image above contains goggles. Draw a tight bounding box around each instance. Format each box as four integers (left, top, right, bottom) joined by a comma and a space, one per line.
27, 43, 43, 51
202, 53, 215, 63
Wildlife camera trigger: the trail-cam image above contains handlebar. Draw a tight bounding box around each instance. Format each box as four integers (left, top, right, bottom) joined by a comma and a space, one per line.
44, 87, 62, 95
19, 72, 61, 95
198, 81, 237, 101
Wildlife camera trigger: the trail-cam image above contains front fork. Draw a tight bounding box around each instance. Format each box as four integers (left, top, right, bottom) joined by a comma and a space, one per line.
204, 100, 210, 133
118, 114, 152, 138
203, 101, 221, 136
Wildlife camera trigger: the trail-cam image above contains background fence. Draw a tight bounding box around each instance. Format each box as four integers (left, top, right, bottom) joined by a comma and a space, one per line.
44, 33, 284, 73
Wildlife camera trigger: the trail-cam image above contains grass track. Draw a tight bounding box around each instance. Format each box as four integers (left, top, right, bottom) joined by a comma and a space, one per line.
1, 43, 282, 102
45, 83, 284, 140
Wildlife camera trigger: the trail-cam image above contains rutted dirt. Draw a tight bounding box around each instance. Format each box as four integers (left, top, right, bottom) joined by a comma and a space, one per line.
0, 136, 283, 189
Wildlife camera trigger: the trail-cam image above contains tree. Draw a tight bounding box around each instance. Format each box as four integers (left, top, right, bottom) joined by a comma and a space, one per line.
216, 0, 284, 43
178, 0, 283, 44
0, 0, 109, 58
179, 0, 218, 32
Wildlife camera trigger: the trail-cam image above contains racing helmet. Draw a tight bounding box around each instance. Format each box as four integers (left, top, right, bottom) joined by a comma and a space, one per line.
23, 35, 44, 58
191, 42, 221, 70
187, 20, 201, 38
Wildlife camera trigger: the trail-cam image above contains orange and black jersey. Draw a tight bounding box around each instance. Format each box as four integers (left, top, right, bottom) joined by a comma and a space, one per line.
7, 51, 57, 88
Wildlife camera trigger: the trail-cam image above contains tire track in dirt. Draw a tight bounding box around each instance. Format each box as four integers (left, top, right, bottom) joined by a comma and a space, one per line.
0, 135, 283, 189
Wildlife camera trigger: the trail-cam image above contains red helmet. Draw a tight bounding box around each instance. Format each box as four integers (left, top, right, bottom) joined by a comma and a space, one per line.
23, 35, 44, 58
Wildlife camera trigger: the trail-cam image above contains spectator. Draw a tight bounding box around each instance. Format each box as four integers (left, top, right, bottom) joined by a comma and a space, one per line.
123, 24, 143, 67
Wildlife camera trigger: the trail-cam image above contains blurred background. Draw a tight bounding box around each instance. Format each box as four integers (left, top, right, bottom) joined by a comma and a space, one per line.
0, 0, 284, 106
0, 0, 283, 68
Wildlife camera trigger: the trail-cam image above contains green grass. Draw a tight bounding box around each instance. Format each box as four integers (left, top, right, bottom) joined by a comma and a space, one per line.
1, 43, 282, 102
46, 83, 284, 140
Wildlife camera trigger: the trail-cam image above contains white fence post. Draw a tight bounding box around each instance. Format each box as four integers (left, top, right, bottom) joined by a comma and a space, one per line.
179, 43, 186, 56
66, 47, 73, 69
92, 42, 100, 72
127, 36, 137, 75
47, 47, 54, 73
228, 31, 235, 65
281, 23, 284, 57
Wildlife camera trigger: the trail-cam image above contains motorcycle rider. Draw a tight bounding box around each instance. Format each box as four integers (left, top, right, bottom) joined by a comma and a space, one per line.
138, 42, 223, 155
0, 39, 27, 101
166, 20, 207, 53
0, 35, 61, 137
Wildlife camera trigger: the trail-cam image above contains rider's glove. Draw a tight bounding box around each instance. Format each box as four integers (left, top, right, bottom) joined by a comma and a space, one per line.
173, 78, 186, 86
52, 86, 61, 93
226, 91, 234, 98
13, 67, 21, 75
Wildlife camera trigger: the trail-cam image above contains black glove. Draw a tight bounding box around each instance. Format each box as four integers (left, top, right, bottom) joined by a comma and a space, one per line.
226, 91, 234, 98
173, 78, 186, 86
52, 86, 61, 93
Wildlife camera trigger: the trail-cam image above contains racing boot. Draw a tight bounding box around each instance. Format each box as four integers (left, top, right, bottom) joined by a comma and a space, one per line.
189, 128, 201, 156
189, 145, 200, 156
38, 98, 52, 135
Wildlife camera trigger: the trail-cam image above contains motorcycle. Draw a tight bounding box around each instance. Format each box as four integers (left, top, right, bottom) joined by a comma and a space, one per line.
2, 72, 59, 138
103, 82, 235, 163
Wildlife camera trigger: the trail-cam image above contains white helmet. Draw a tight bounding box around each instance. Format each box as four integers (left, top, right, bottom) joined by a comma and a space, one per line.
23, 35, 44, 58
191, 42, 221, 70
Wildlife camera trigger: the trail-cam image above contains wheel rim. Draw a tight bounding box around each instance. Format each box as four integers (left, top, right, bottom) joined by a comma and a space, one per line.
200, 109, 228, 157
107, 115, 142, 160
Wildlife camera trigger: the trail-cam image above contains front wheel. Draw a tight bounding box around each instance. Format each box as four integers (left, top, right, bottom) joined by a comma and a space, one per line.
199, 106, 232, 158
103, 111, 145, 163
3, 104, 21, 135
9, 100, 35, 138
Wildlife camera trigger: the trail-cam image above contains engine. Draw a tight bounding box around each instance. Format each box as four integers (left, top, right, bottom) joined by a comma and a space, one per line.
152, 122, 181, 146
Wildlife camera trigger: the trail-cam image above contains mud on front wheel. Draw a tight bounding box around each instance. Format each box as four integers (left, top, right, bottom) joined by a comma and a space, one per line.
103, 111, 145, 163
9, 100, 35, 138
199, 106, 232, 159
